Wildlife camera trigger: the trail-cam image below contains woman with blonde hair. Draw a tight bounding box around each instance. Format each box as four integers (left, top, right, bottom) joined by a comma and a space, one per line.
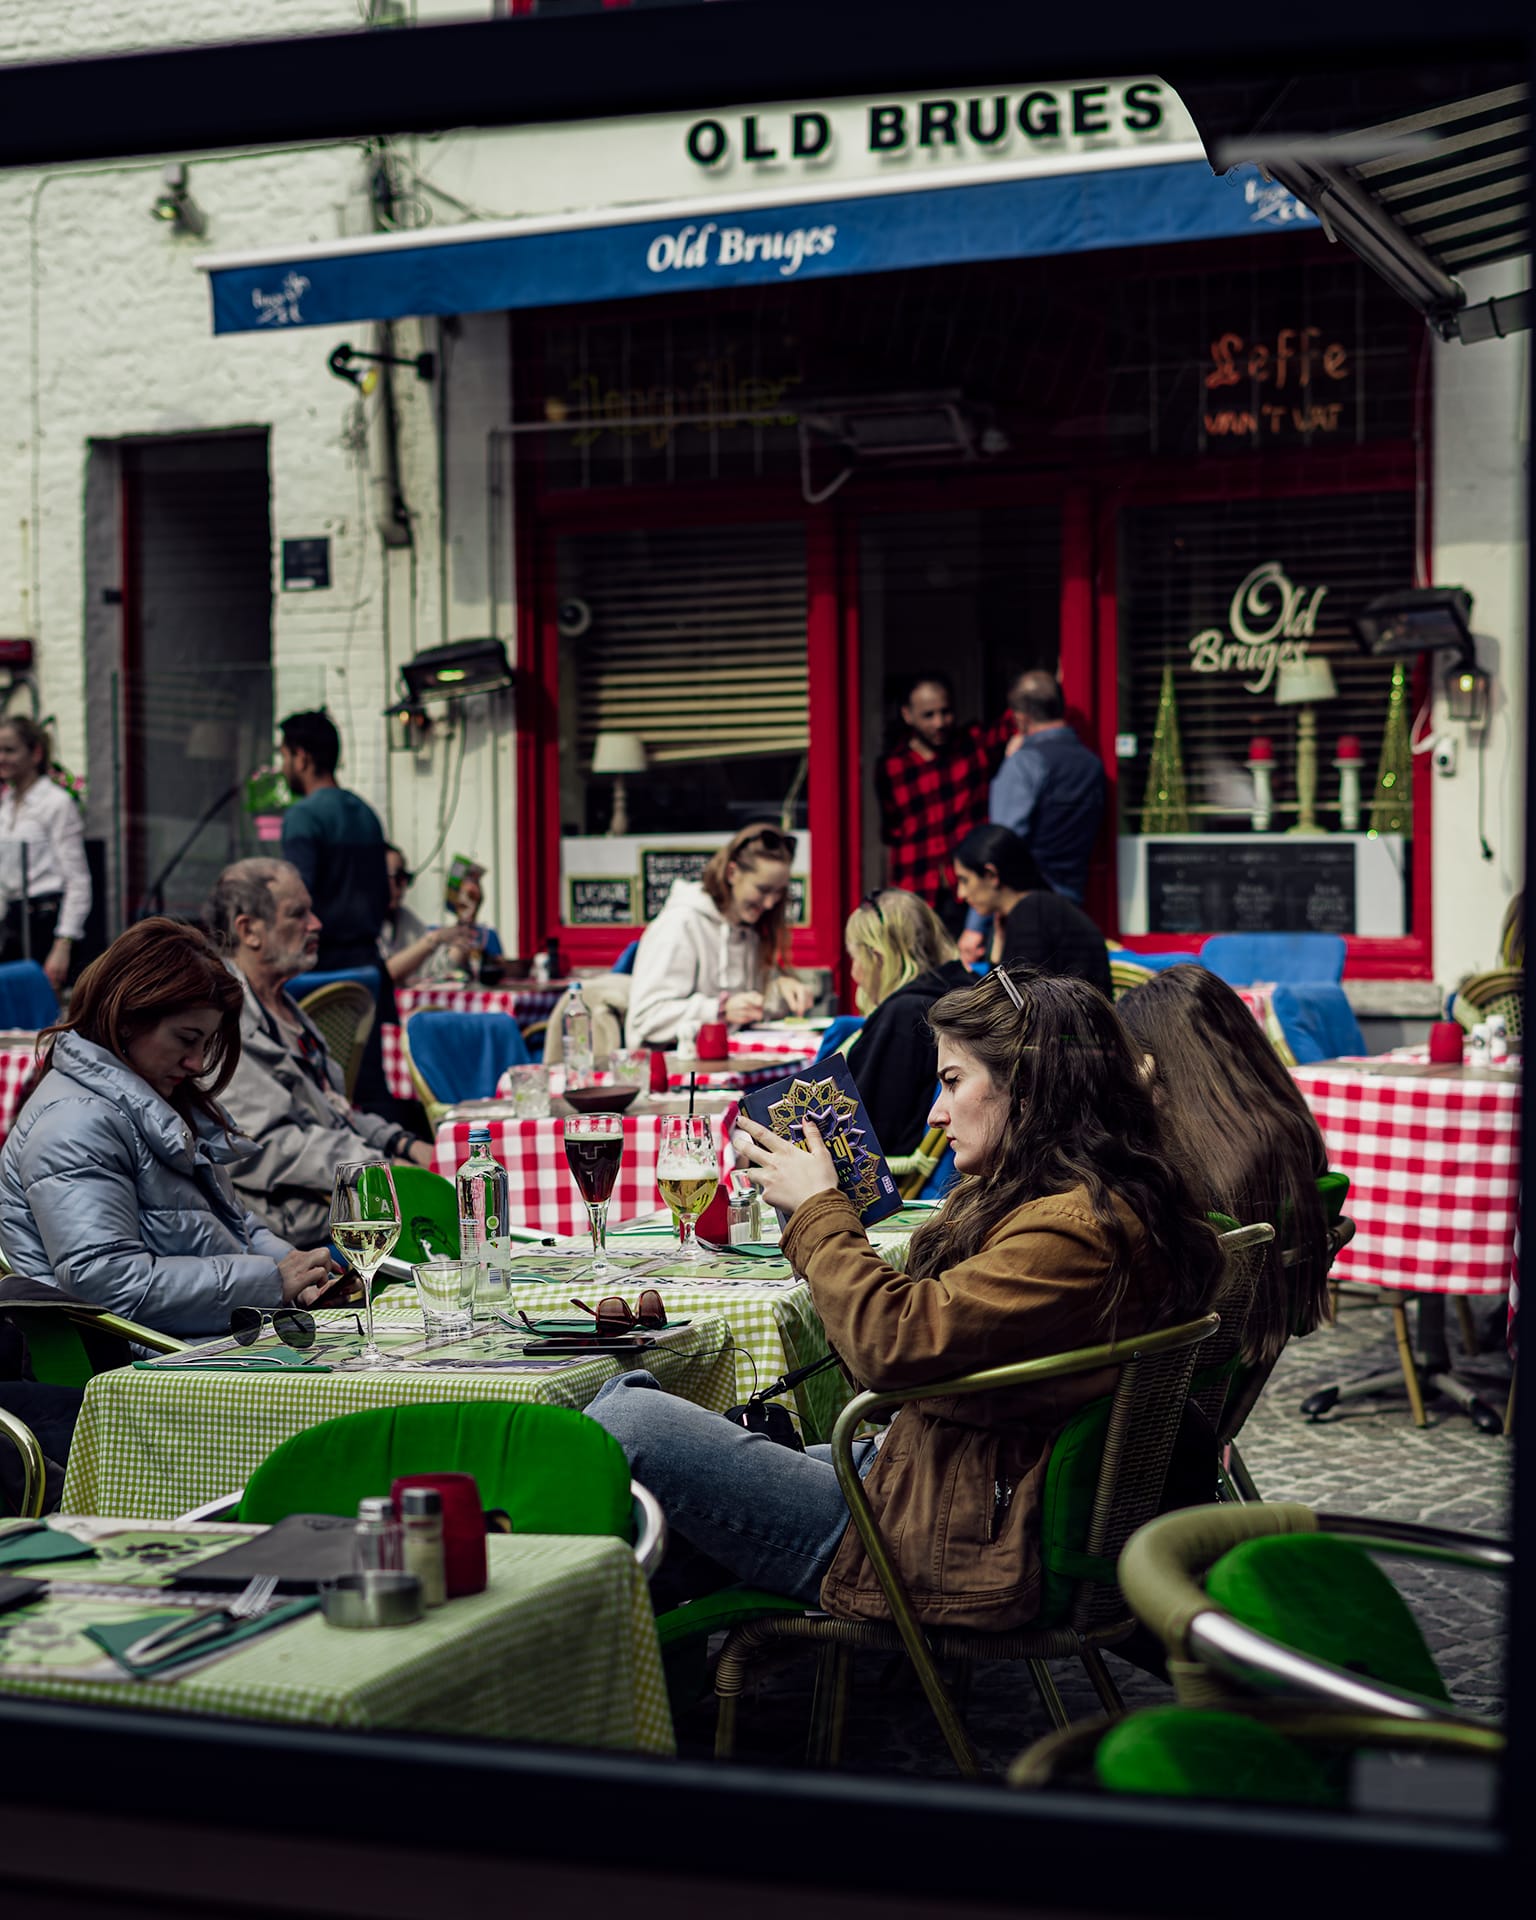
627, 823, 815, 1046
843, 888, 972, 1160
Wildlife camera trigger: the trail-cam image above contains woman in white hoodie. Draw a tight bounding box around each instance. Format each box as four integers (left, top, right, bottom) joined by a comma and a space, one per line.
627, 823, 816, 1046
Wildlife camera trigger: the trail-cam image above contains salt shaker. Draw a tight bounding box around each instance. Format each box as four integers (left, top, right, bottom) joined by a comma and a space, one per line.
727, 1175, 761, 1245
354, 1495, 403, 1574
1488, 1014, 1509, 1066
676, 1018, 700, 1063
398, 1487, 447, 1607
1469, 1022, 1491, 1067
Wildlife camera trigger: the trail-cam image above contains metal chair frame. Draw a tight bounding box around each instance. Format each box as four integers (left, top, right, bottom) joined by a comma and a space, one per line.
713, 1310, 1221, 1778
0, 1404, 47, 1519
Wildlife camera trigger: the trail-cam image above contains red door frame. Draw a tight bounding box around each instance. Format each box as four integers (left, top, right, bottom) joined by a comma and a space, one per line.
516, 442, 1428, 980
514, 486, 857, 975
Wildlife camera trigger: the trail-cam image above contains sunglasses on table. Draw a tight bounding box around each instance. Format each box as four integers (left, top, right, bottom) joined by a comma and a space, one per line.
228, 1307, 365, 1349
573, 1289, 669, 1336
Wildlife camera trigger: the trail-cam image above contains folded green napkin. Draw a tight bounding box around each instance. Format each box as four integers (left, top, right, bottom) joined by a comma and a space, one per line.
0, 1524, 97, 1569
133, 1347, 330, 1374
87, 1597, 320, 1677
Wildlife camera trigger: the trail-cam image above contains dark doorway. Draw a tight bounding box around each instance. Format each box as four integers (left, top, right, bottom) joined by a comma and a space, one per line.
120, 434, 274, 917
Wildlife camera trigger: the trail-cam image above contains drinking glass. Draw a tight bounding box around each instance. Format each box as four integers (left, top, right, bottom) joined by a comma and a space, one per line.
505, 1064, 551, 1117
564, 1113, 625, 1277
657, 1114, 717, 1264
414, 1257, 475, 1337
329, 1161, 402, 1368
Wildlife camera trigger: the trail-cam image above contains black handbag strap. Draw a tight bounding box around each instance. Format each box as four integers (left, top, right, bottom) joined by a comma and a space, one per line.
747, 1350, 841, 1406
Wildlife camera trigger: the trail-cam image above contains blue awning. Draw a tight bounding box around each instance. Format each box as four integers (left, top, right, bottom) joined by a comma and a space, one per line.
202, 162, 1316, 336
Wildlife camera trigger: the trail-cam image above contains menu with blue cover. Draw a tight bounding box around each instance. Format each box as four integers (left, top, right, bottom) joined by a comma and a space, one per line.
739, 1053, 902, 1230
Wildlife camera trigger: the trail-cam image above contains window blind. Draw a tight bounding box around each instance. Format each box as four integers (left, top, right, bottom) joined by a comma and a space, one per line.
562, 523, 808, 766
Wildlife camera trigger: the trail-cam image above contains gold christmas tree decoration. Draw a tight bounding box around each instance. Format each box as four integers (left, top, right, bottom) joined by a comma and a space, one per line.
1369, 661, 1413, 836
1142, 663, 1191, 832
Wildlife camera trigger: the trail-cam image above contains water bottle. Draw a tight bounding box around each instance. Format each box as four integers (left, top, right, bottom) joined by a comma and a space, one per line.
562, 980, 594, 1078
455, 1125, 508, 1318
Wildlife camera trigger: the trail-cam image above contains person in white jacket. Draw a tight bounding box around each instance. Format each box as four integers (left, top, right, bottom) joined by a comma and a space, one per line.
627, 823, 816, 1046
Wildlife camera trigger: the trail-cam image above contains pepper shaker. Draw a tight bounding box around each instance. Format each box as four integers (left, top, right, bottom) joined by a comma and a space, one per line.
398, 1487, 447, 1607
354, 1496, 403, 1574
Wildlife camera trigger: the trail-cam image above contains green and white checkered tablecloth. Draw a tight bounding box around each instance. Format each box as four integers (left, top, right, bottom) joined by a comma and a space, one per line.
61, 1315, 735, 1520
0, 1519, 672, 1754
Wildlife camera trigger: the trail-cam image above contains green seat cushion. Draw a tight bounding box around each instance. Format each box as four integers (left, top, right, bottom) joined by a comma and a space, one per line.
1317, 1170, 1350, 1222
654, 1585, 805, 1649
1035, 1396, 1116, 1625
1204, 1533, 1451, 1704
1094, 1707, 1340, 1807
389, 1165, 461, 1265
236, 1400, 632, 1539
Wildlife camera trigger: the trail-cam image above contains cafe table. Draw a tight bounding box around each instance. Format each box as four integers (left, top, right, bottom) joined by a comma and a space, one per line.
374, 1204, 932, 1443
60, 1313, 735, 1521
1290, 1052, 1519, 1428
0, 1515, 673, 1754
381, 982, 567, 1101
430, 1096, 743, 1234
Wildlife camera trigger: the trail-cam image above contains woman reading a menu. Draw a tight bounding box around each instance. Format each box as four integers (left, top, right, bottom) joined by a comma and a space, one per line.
587, 968, 1221, 1627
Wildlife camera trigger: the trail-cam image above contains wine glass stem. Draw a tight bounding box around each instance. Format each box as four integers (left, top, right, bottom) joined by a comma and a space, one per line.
360, 1267, 378, 1352
677, 1214, 698, 1257
588, 1200, 610, 1274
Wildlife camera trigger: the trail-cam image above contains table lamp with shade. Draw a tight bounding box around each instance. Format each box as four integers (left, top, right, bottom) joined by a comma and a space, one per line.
591, 731, 647, 835
1274, 655, 1338, 834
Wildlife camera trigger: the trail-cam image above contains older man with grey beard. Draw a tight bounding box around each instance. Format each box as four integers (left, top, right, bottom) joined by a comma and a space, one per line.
206, 858, 433, 1245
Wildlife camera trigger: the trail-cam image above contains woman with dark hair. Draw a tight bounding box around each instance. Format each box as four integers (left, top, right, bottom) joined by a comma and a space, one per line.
953, 822, 1111, 999
842, 888, 971, 1161
1118, 963, 1330, 1363
627, 822, 815, 1046
587, 969, 1221, 1626
0, 918, 331, 1334
0, 714, 93, 990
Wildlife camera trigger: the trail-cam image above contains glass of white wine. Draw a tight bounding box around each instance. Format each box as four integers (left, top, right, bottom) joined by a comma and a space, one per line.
656, 1114, 717, 1265
329, 1160, 402, 1368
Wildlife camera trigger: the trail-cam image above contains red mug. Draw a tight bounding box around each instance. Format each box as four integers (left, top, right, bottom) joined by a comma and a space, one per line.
696, 1020, 730, 1061
391, 1472, 487, 1597
1428, 1021, 1465, 1064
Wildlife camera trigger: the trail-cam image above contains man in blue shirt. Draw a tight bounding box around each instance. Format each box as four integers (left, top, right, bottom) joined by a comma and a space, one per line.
279, 710, 395, 1110
959, 671, 1106, 962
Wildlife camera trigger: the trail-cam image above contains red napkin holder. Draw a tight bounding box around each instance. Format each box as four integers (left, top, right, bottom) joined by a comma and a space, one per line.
1428, 1021, 1465, 1064
696, 1020, 730, 1061
391, 1472, 488, 1596
697, 1178, 735, 1245
648, 1049, 669, 1094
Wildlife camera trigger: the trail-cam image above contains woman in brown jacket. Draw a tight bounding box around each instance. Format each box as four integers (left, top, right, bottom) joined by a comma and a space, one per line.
586, 968, 1221, 1626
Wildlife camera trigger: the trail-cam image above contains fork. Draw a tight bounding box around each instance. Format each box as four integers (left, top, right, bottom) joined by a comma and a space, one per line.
123, 1574, 279, 1666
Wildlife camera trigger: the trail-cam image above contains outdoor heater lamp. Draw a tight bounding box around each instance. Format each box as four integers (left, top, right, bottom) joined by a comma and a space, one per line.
399, 638, 514, 704
1353, 586, 1491, 726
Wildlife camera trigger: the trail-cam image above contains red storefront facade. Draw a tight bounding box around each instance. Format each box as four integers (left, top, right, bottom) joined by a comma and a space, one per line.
513, 231, 1431, 984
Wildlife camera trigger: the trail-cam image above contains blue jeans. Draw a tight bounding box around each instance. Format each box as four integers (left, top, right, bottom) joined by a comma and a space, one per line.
586, 1370, 874, 1604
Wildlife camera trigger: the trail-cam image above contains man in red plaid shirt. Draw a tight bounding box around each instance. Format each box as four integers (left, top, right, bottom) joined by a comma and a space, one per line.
875, 673, 1015, 935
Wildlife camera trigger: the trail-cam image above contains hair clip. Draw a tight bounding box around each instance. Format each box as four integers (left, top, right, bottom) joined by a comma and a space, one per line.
993, 967, 1026, 1013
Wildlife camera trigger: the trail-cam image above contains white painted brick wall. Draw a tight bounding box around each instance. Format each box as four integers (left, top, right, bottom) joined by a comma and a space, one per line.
1, 1, 518, 942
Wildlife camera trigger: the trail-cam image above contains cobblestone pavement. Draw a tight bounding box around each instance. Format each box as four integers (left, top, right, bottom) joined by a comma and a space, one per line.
673, 1301, 1512, 1776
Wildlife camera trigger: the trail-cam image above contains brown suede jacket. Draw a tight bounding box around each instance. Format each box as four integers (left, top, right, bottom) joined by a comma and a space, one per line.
780, 1184, 1167, 1630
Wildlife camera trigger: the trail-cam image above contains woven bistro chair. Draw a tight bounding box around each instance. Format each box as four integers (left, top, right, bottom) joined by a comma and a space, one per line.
1007, 1700, 1502, 1803
0, 1275, 187, 1385
1450, 967, 1523, 1039
295, 980, 378, 1103
708, 1310, 1220, 1778
1116, 1501, 1509, 1734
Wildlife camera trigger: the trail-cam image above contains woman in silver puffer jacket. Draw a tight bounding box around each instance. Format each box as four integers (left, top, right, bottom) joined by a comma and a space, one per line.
0, 919, 332, 1336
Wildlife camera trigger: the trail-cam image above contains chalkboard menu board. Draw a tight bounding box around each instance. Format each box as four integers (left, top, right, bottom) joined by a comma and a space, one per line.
1147, 841, 1356, 935
642, 849, 714, 922
568, 877, 635, 926
641, 848, 806, 924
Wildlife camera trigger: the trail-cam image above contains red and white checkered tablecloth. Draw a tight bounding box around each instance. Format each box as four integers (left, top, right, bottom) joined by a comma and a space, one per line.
431, 1103, 741, 1238
731, 1026, 831, 1057
395, 984, 563, 1023
1291, 1061, 1521, 1297
0, 1044, 41, 1145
